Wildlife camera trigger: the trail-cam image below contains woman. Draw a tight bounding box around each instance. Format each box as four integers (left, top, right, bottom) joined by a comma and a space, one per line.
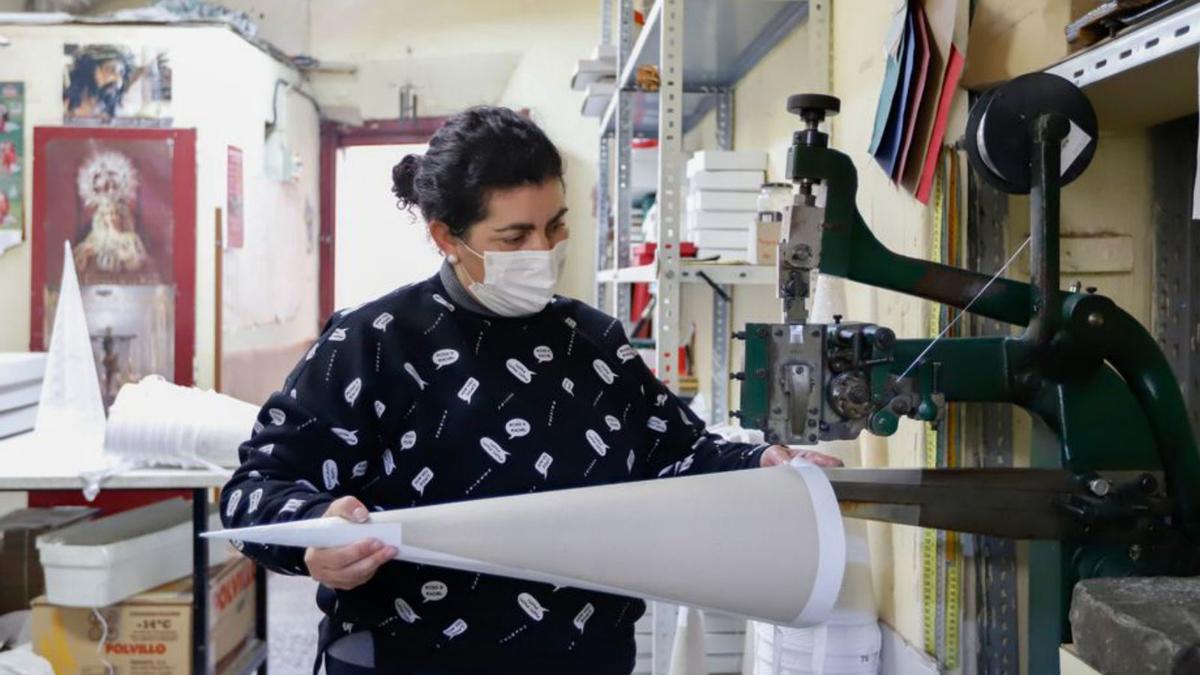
220, 107, 839, 675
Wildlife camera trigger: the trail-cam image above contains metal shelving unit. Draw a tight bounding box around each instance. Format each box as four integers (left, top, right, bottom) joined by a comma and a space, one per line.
588, 2, 810, 673
594, 0, 808, 420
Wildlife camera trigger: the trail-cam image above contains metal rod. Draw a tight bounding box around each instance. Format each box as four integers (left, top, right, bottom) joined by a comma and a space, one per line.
1026, 114, 1068, 347
256, 564, 269, 673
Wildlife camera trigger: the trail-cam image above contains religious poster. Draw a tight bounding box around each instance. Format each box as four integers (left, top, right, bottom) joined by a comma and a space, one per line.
32, 128, 196, 408
227, 145, 244, 248
63, 44, 172, 127
0, 82, 24, 254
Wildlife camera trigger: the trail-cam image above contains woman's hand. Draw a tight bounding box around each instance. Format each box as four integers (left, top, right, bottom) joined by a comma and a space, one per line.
760, 445, 845, 468
304, 496, 397, 590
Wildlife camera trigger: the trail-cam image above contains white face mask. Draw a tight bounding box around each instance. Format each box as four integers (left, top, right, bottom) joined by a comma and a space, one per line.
458, 240, 568, 317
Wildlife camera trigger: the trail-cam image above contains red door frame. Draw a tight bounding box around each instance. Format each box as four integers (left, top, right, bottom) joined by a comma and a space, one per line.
318, 117, 447, 323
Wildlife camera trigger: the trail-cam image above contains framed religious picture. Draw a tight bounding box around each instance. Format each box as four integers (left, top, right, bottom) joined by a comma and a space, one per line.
31, 127, 195, 408
62, 44, 172, 128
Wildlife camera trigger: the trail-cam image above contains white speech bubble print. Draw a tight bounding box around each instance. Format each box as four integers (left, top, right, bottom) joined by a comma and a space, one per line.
443, 619, 468, 639
480, 437, 511, 464
535, 452, 553, 479
604, 415, 621, 432
373, 312, 394, 331
432, 349, 460, 370
329, 328, 348, 342
382, 449, 396, 475
518, 593, 549, 621
306, 342, 319, 361
253, 421, 264, 435
332, 427, 359, 446
248, 470, 263, 480
412, 467, 434, 495
322, 459, 339, 490
290, 389, 298, 399
247, 488, 263, 514
421, 581, 448, 603
280, 498, 306, 514
563, 317, 577, 329
224, 489, 242, 518
533, 345, 554, 363
585, 429, 609, 457
573, 603, 595, 632
295, 479, 318, 492
562, 378, 575, 396
351, 460, 369, 479
268, 408, 286, 426
627, 449, 636, 473
344, 378, 362, 407
374, 401, 386, 418
432, 293, 456, 312
404, 362, 429, 391
400, 430, 417, 451
506, 359, 535, 384
593, 359, 617, 385
616, 344, 637, 363
678, 453, 694, 473
505, 418, 531, 440
457, 377, 479, 404
258, 444, 274, 456
655, 393, 669, 407
394, 598, 421, 624
647, 416, 668, 433
678, 405, 694, 426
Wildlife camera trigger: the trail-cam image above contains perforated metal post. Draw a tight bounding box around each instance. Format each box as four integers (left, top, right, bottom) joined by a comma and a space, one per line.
710, 89, 734, 424
596, 134, 611, 309
613, 0, 635, 323
654, 0, 684, 394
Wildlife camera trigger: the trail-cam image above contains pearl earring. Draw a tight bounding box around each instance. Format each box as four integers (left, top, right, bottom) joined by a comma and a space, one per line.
447, 253, 459, 264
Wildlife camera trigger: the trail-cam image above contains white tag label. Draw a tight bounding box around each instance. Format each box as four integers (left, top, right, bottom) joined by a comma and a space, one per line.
1061, 120, 1092, 176
789, 325, 806, 344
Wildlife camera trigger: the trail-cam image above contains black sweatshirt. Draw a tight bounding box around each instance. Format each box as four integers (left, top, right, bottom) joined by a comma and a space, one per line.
219, 264, 768, 673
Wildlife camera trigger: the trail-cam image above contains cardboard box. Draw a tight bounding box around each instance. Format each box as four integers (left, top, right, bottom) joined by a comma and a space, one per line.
687, 191, 759, 213
687, 210, 755, 231
32, 556, 256, 675
697, 247, 752, 263
0, 353, 46, 439
686, 150, 767, 176
687, 170, 764, 192
0, 507, 96, 615
690, 229, 751, 250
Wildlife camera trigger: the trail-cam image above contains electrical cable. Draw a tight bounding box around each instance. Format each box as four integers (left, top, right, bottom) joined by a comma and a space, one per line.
91, 608, 114, 675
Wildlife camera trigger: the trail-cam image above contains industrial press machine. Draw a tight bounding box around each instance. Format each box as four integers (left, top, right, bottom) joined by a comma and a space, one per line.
735, 74, 1200, 671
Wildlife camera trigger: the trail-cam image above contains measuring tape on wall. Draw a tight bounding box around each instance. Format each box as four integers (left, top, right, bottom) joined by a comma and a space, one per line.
922, 147, 964, 669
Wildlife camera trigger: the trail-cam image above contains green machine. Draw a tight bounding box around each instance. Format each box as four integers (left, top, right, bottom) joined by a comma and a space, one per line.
734, 74, 1200, 671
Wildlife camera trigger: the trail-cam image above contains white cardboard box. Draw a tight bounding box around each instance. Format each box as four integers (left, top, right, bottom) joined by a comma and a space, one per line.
582, 81, 616, 116
37, 498, 228, 607
688, 170, 764, 192
0, 353, 46, 439
687, 210, 756, 230
686, 150, 768, 176
691, 229, 753, 249
688, 191, 760, 213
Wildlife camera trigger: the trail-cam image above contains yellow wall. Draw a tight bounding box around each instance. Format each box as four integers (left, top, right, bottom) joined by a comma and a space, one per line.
0, 24, 320, 391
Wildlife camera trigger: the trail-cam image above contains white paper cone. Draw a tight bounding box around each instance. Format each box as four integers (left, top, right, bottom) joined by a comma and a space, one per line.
34, 242, 106, 454
207, 460, 846, 627
668, 606, 710, 675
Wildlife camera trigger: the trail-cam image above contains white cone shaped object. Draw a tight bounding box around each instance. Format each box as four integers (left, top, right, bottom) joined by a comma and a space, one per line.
208, 460, 846, 627
34, 242, 106, 455
668, 606, 710, 675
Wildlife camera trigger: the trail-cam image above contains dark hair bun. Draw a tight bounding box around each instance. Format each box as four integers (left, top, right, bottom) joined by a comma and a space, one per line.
393, 106, 563, 236
391, 154, 421, 207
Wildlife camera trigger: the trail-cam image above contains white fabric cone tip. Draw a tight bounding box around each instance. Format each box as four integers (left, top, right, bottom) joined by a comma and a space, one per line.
207, 459, 846, 627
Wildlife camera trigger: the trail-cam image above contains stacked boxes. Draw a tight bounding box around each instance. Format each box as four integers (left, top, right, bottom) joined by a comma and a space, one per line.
684, 151, 767, 262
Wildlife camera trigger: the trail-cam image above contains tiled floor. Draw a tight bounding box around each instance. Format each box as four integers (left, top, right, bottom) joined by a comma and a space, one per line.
267, 572, 324, 674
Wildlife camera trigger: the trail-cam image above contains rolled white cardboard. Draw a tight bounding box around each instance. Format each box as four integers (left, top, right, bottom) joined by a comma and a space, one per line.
207, 460, 846, 627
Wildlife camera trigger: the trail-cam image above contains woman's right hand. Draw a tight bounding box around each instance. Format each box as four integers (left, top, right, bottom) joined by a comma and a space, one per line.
304, 496, 397, 590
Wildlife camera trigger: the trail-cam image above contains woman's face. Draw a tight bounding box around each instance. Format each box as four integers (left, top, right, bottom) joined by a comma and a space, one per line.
439, 178, 569, 281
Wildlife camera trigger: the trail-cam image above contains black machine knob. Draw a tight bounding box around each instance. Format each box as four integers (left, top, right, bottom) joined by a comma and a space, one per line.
788, 93, 841, 149
732, 331, 747, 340
730, 372, 746, 382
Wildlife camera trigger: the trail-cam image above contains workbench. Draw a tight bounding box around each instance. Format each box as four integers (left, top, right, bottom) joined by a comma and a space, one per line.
0, 432, 268, 675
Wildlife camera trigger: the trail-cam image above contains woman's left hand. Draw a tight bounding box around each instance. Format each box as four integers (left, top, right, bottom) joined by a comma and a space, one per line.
760, 445, 844, 468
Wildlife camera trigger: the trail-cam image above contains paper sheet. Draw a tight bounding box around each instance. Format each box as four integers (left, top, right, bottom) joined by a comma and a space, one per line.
873, 9, 916, 175
896, 4, 933, 182
208, 460, 847, 628
868, 1, 910, 156
902, 0, 959, 193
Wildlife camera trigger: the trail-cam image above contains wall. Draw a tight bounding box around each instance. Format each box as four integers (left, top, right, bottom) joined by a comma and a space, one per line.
0, 24, 321, 397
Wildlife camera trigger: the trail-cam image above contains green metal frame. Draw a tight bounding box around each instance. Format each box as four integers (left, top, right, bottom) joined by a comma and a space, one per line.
781, 120, 1200, 669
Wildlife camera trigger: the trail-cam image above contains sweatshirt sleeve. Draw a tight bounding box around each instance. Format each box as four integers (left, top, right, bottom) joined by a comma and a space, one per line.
218, 312, 406, 576
628, 344, 769, 478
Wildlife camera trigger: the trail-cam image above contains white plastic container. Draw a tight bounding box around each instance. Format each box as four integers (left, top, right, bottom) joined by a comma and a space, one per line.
688, 190, 760, 212
688, 170, 765, 192
692, 229, 753, 249
687, 210, 756, 230
686, 150, 768, 176
37, 498, 228, 607
0, 353, 46, 439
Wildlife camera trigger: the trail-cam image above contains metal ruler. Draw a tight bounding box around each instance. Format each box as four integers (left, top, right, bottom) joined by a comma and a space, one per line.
923, 148, 964, 669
